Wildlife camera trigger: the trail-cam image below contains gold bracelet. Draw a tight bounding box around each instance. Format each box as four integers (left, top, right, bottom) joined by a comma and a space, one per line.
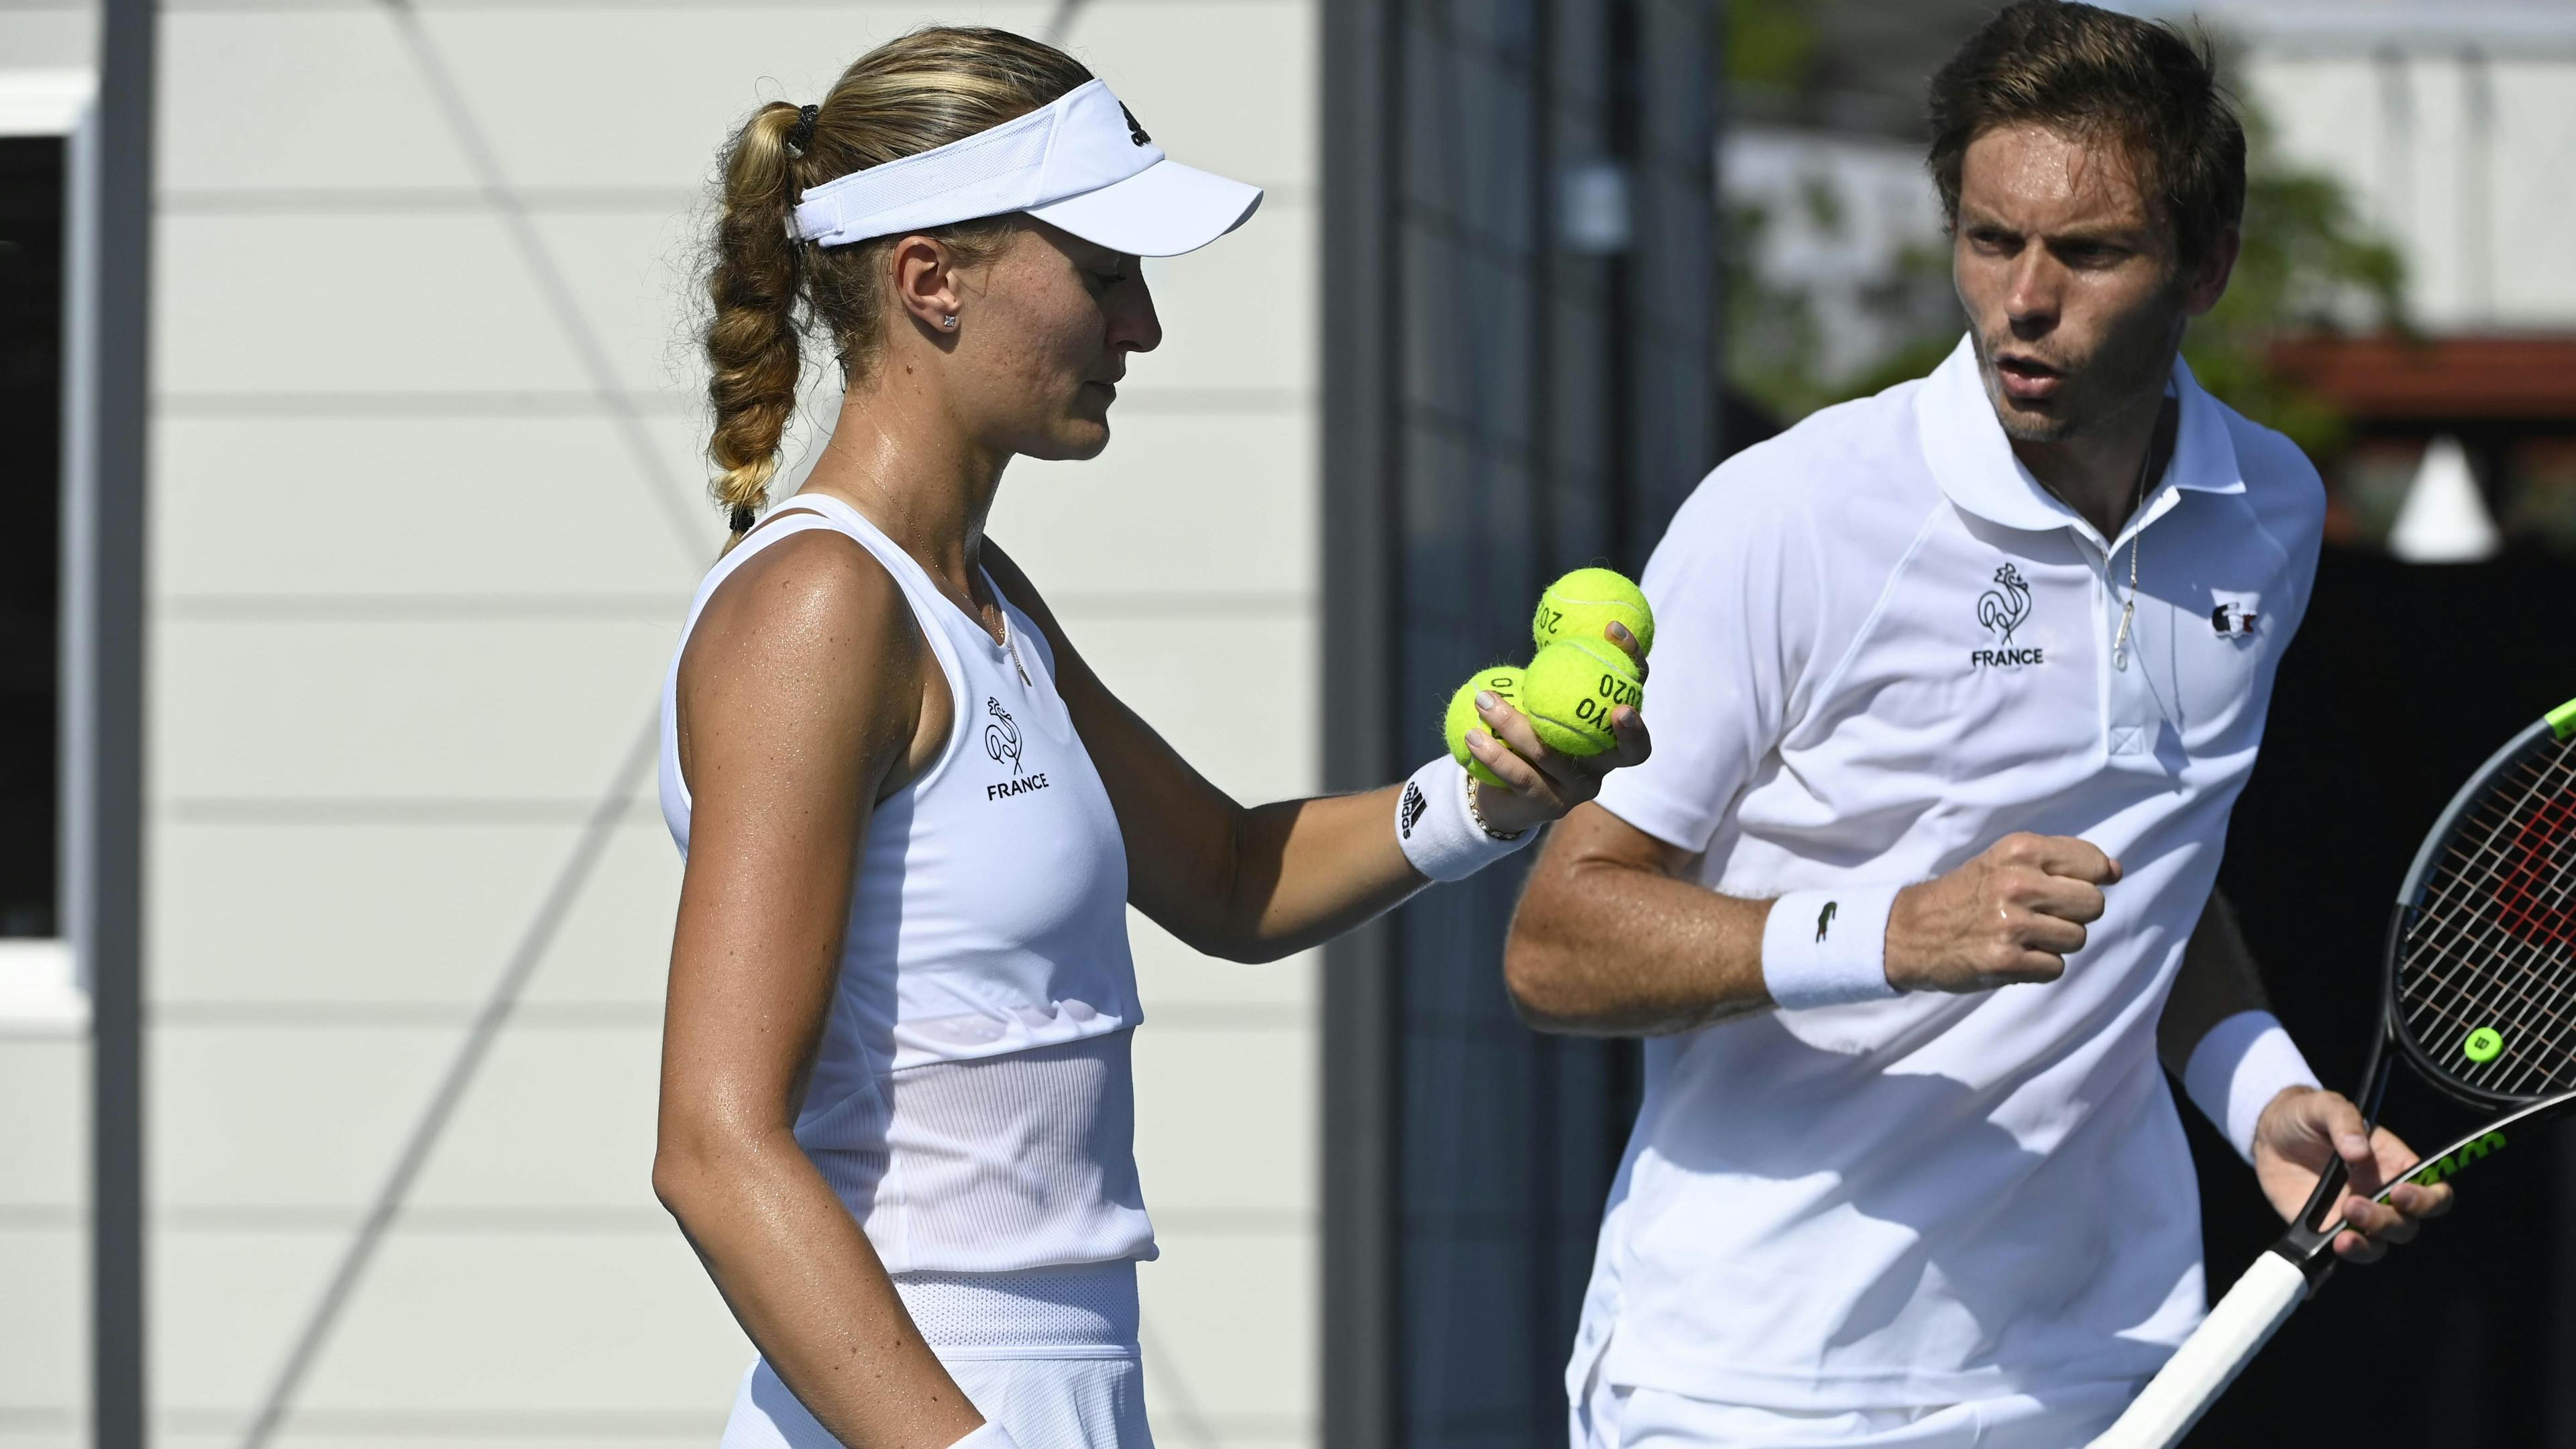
1462, 767, 1526, 841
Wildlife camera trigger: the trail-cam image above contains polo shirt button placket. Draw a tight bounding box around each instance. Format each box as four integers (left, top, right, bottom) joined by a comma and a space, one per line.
2100, 514, 2169, 763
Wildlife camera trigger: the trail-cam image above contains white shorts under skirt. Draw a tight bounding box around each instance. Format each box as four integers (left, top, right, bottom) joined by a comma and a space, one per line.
1575, 1372, 2141, 1449
719, 1262, 1151, 1449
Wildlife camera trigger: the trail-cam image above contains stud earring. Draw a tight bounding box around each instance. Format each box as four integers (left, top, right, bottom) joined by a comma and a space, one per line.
940, 315, 958, 330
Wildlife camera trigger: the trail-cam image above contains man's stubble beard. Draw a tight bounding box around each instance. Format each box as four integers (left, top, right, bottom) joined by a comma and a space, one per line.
1972, 281, 2189, 447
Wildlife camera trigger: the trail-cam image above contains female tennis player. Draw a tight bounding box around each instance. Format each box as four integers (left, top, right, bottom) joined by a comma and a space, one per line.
651, 28, 1646, 1449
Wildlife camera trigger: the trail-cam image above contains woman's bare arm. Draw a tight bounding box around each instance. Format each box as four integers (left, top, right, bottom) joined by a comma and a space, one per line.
980, 543, 1646, 963
654, 532, 982, 1449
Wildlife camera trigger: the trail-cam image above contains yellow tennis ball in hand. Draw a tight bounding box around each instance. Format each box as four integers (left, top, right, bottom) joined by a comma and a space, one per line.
1521, 639, 1642, 757
1445, 665, 1524, 787
1533, 567, 1654, 657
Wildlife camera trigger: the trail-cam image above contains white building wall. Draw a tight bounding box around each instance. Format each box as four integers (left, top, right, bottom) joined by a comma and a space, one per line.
1, 13, 104, 1448
0, 2, 1319, 1446
2145, 0, 2576, 333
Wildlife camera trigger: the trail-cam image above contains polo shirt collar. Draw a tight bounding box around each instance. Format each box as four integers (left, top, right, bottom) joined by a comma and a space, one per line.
1917, 334, 2245, 541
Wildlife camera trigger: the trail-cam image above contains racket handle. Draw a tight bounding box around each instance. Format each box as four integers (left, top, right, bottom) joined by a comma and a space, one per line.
2085, 1250, 2309, 1449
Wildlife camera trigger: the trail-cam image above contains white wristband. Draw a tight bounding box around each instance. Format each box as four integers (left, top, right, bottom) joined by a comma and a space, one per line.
949, 1423, 1022, 1449
2184, 1010, 2321, 1165
1395, 756, 1533, 883
1762, 885, 1902, 1010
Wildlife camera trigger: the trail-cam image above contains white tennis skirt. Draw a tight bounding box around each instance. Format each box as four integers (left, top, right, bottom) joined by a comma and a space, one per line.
720, 1262, 1152, 1449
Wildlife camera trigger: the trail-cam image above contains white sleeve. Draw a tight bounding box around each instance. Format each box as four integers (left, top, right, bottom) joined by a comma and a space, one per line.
1592, 470, 1811, 855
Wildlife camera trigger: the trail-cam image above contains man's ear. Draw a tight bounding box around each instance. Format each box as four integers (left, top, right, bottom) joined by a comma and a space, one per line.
888, 234, 967, 332
2182, 224, 2241, 319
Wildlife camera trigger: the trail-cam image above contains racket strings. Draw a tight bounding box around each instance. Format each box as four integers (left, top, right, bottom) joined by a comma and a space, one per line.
2408, 785, 2576, 1098
2423, 782, 2576, 1077
2406, 748, 2576, 1096
2400, 736, 2576, 1099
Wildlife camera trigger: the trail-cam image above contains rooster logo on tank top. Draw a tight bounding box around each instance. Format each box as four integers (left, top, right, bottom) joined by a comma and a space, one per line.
983, 698, 1051, 800
985, 698, 1023, 773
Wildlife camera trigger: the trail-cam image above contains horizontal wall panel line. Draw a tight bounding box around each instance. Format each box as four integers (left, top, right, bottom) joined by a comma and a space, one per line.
146, 1001, 1303, 1030
156, 592, 1313, 623
1146, 1208, 1318, 1233
1140, 1003, 1315, 1028
1, 1203, 1320, 1236
160, 186, 702, 215
178, 1206, 670, 1233
1115, 1413, 1315, 1437
160, 797, 661, 826
0, 1203, 674, 1232
158, 1407, 724, 1439
170, 0, 1303, 9
147, 1000, 663, 1028
154, 388, 1313, 419
158, 182, 1321, 213
1044, 590, 1313, 621
157, 593, 688, 622
157, 390, 703, 419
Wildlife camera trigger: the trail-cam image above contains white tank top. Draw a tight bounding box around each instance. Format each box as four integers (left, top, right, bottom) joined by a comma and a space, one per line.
659, 494, 1155, 1273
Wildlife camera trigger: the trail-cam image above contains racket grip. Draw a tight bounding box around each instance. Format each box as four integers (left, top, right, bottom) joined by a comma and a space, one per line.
2085, 1251, 2309, 1449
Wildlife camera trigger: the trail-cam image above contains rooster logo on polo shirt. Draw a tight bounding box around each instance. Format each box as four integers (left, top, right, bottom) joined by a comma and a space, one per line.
1978, 564, 2033, 646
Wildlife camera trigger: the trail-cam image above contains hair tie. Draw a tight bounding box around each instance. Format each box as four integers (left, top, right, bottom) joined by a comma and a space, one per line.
729, 505, 755, 534
786, 104, 819, 152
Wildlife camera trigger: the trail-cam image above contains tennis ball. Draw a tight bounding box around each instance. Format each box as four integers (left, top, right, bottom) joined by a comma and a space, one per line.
1445, 666, 1524, 787
1522, 639, 1643, 757
1533, 567, 1654, 657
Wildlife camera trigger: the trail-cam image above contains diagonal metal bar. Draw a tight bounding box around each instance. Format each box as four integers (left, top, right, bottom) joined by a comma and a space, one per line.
236, 716, 661, 1449
379, 0, 712, 568
1041, 0, 1094, 44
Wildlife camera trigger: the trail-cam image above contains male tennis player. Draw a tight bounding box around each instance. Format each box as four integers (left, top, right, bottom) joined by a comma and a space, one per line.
1506, 4, 2451, 1446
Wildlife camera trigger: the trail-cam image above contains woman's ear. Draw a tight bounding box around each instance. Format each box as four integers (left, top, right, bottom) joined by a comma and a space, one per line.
888, 234, 967, 333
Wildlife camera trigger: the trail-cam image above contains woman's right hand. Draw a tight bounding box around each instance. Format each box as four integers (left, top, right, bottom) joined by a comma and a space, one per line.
1460, 621, 1653, 836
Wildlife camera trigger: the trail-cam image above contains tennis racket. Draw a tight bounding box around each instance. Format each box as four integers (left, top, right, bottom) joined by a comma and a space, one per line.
2088, 695, 2576, 1449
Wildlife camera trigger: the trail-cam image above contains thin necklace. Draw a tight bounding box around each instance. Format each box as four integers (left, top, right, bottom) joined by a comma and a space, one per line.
2109, 428, 2157, 673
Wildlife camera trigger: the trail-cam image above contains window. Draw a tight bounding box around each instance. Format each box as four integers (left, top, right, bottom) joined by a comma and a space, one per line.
0, 71, 91, 1029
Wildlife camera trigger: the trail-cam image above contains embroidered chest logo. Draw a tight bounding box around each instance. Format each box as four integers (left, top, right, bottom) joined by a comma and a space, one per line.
1815, 900, 1837, 943
983, 698, 1051, 801
2212, 601, 2259, 638
1970, 562, 2045, 669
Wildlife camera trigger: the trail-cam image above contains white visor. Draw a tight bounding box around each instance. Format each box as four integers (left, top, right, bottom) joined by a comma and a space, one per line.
789, 78, 1262, 257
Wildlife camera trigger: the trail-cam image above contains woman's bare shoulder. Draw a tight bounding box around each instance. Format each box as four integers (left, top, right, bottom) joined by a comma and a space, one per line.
680, 529, 928, 749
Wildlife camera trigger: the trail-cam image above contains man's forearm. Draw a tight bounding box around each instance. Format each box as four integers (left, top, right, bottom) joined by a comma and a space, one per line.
1505, 839, 1774, 1035
2157, 889, 2271, 1075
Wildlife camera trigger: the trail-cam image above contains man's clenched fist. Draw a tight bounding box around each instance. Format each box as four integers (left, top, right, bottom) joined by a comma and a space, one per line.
1884, 833, 2121, 994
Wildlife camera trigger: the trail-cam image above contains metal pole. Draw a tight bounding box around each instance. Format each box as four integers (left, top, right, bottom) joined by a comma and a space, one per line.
1319, 0, 1401, 1440
88, 1, 154, 1445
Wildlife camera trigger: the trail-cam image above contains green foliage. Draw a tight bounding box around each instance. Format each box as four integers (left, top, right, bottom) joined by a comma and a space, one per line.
1728, 0, 1819, 93
2179, 115, 2407, 456
1728, 103, 2408, 451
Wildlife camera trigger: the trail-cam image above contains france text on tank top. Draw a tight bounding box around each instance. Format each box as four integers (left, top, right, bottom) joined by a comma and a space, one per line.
658, 494, 1154, 1271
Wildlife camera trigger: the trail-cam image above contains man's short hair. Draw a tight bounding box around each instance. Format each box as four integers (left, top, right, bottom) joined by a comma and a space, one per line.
1927, 0, 2246, 267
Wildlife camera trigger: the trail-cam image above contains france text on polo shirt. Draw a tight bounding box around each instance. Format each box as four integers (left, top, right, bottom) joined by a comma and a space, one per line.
1571, 336, 2325, 1412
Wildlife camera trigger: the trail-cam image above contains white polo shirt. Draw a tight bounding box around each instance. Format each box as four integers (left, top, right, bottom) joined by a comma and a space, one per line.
1572, 336, 2325, 1412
